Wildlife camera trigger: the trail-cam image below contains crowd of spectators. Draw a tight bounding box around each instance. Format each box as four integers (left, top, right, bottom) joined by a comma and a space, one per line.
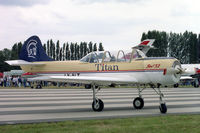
0, 76, 30, 87
0, 76, 80, 88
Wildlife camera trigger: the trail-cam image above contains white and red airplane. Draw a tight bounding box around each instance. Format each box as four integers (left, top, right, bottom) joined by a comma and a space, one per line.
6, 36, 185, 113
175, 64, 200, 87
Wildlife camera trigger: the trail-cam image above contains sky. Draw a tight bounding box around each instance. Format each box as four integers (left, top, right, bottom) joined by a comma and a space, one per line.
0, 0, 200, 51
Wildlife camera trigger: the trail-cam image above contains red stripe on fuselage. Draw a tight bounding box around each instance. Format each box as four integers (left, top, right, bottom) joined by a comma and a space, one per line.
32, 69, 165, 74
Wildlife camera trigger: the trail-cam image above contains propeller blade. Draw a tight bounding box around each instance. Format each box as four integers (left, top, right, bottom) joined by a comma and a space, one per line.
166, 67, 185, 75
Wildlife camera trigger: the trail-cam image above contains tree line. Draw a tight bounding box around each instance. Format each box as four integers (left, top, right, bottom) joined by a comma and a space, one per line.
141, 30, 200, 64
43, 40, 104, 61
0, 42, 23, 72
1, 30, 200, 72
0, 40, 104, 72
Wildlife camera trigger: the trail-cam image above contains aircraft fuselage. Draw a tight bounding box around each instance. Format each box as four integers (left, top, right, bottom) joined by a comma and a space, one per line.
20, 57, 180, 86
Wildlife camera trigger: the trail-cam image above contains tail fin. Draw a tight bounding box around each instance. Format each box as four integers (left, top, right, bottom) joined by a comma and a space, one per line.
139, 39, 155, 47
19, 35, 53, 62
132, 39, 155, 55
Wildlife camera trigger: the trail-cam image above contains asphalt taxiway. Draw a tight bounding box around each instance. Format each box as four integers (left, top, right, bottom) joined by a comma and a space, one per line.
0, 87, 200, 124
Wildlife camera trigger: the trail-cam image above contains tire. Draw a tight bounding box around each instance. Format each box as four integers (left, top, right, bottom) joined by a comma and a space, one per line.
159, 103, 167, 113
133, 97, 144, 109
173, 83, 179, 88
92, 99, 104, 112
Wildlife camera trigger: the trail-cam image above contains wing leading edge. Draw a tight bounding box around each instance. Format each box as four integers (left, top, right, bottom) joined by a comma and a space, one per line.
29, 75, 138, 85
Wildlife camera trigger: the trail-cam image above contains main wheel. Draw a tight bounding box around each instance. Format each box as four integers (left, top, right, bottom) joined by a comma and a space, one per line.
92, 99, 104, 112
159, 103, 167, 113
133, 97, 144, 109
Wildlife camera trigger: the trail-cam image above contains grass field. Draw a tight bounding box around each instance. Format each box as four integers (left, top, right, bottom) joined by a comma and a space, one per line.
0, 114, 200, 133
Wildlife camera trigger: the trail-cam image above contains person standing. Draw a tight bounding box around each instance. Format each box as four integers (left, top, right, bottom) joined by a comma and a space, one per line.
18, 76, 22, 87
23, 78, 27, 87
13, 77, 18, 87
3, 76, 7, 87
0, 77, 3, 87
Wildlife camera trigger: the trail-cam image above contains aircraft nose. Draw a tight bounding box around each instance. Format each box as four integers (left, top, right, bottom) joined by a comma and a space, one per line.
164, 61, 182, 79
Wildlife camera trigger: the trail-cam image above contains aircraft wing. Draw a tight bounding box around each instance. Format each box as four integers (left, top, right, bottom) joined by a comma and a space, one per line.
28, 75, 138, 85
180, 76, 194, 80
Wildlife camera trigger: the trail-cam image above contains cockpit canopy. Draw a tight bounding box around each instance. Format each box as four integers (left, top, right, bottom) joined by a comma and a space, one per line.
80, 49, 146, 63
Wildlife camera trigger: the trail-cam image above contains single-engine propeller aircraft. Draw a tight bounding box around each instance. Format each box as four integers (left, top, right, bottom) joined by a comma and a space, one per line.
6, 36, 185, 113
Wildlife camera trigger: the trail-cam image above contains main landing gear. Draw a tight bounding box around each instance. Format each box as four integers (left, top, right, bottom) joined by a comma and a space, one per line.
133, 84, 167, 114
133, 86, 144, 109
90, 84, 167, 113
91, 85, 104, 111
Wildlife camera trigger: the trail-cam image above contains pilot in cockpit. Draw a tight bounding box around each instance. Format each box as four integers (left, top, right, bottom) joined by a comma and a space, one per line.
132, 49, 144, 59
110, 55, 116, 62
89, 53, 98, 63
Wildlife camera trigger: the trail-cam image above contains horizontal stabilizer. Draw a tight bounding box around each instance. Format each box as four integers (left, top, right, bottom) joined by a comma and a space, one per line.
5, 60, 45, 66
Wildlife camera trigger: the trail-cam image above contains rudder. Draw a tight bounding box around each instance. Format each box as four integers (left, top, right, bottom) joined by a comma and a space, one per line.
19, 35, 53, 62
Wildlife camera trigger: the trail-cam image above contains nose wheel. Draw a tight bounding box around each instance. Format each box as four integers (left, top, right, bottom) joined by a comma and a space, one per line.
159, 103, 167, 113
153, 84, 167, 114
133, 97, 144, 109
